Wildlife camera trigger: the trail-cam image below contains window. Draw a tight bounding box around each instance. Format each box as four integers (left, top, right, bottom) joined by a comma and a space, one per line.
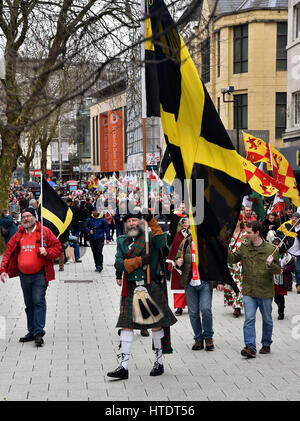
201, 37, 210, 83
275, 93, 287, 139
234, 94, 248, 130
92, 116, 99, 166
217, 31, 221, 77
276, 23, 287, 71
295, 92, 300, 126
233, 25, 248, 74
295, 5, 300, 39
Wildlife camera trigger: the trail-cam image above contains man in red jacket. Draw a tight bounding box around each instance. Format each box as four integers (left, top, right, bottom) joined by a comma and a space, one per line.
0, 208, 62, 347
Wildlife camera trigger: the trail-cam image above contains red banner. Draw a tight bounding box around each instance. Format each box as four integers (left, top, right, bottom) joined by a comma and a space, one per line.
99, 113, 109, 172
107, 109, 124, 172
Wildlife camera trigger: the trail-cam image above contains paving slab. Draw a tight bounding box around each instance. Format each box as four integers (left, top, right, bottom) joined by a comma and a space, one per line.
1, 243, 300, 401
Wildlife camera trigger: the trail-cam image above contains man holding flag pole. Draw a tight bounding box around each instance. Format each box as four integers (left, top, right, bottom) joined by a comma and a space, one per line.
0, 175, 62, 347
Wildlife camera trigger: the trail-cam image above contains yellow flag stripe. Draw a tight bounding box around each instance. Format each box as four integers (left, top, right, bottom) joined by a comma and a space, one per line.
42, 207, 73, 239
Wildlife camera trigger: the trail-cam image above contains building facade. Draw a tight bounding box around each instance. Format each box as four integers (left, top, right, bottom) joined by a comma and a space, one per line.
282, 0, 300, 145
196, 0, 288, 153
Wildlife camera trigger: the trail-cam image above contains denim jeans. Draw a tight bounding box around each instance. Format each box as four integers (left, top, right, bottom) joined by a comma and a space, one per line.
294, 255, 300, 286
72, 242, 80, 261
184, 281, 213, 341
243, 295, 273, 353
19, 269, 48, 337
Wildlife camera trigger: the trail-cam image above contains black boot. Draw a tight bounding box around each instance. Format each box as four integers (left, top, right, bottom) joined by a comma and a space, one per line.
150, 361, 164, 376
107, 365, 128, 379
34, 335, 44, 347
19, 333, 35, 343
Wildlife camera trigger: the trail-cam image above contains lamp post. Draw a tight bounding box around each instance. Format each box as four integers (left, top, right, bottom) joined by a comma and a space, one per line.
221, 86, 239, 154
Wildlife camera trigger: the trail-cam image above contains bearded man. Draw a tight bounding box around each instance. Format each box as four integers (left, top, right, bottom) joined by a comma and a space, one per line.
0, 208, 62, 347
107, 211, 177, 380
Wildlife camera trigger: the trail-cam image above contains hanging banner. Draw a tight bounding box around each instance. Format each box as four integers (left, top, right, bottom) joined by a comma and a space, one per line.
107, 109, 124, 172
100, 113, 109, 172
51, 142, 59, 161
61, 142, 69, 161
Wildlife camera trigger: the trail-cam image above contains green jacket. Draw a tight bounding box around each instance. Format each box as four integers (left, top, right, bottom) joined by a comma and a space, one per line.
115, 231, 167, 283
227, 239, 280, 298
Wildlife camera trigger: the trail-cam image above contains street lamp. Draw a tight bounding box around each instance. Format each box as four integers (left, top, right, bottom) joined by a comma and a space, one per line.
221, 86, 240, 154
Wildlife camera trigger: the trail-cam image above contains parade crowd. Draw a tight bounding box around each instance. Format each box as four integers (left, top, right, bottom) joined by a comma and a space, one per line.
0, 180, 300, 378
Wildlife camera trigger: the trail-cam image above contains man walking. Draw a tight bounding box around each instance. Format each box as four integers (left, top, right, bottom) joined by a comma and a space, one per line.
107, 211, 176, 380
228, 220, 280, 358
0, 208, 62, 346
84, 207, 110, 272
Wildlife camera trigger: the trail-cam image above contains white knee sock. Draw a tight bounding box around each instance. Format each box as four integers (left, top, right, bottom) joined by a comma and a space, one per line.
120, 330, 134, 370
152, 329, 164, 365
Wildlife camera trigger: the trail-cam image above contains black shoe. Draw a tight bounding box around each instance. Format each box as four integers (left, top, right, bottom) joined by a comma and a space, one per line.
75, 259, 82, 263
278, 313, 284, 320
150, 362, 164, 376
19, 333, 35, 343
95, 266, 103, 272
34, 335, 44, 347
83, 244, 90, 247
175, 308, 183, 316
107, 365, 128, 380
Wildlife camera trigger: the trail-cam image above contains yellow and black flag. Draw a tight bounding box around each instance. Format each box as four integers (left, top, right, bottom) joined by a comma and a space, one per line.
39, 178, 73, 243
145, 0, 249, 291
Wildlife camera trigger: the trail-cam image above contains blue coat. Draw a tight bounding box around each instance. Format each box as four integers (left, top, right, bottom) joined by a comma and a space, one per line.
84, 215, 110, 241
0, 215, 18, 244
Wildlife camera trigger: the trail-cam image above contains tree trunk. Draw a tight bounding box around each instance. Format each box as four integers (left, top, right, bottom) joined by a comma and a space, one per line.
0, 131, 20, 253
41, 145, 48, 179
24, 161, 30, 182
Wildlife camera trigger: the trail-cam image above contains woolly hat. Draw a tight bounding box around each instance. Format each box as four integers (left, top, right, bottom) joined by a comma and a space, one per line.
123, 212, 142, 223
22, 207, 36, 217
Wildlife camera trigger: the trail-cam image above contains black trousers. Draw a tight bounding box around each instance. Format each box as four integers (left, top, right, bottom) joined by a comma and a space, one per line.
274, 294, 285, 314
90, 239, 104, 268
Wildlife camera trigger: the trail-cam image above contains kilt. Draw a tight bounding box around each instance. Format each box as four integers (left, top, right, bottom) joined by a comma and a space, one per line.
116, 279, 177, 330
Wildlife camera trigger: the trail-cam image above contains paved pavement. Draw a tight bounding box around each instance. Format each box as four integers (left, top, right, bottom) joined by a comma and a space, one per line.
0, 242, 300, 402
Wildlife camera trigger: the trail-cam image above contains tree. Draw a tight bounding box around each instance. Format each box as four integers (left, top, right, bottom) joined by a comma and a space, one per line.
0, 0, 205, 208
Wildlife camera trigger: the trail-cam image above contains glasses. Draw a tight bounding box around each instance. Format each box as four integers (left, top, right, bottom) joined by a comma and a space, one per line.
22, 215, 34, 220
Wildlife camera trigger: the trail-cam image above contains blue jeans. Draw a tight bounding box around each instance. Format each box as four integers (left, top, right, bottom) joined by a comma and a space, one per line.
19, 270, 48, 337
71, 242, 80, 261
294, 256, 300, 286
185, 281, 213, 341
243, 296, 273, 353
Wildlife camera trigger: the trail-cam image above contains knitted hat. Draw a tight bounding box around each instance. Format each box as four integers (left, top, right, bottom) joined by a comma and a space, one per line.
123, 212, 142, 223
22, 207, 36, 217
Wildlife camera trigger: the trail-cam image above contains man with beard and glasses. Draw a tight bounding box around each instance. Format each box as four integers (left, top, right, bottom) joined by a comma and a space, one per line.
0, 208, 62, 347
107, 211, 177, 380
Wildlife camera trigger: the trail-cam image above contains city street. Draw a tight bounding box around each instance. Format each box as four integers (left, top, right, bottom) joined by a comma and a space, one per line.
0, 242, 300, 402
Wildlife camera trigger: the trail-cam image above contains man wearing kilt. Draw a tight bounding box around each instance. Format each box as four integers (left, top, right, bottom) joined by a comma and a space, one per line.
107, 211, 177, 380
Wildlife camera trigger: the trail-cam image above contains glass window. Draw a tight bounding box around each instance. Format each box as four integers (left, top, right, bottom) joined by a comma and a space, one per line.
295, 92, 300, 126
201, 37, 210, 83
234, 25, 248, 74
275, 92, 287, 139
217, 31, 220, 77
234, 94, 248, 130
276, 22, 287, 71
295, 5, 300, 39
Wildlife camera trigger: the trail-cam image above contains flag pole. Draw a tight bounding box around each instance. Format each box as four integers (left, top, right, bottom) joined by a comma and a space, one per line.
141, 0, 151, 285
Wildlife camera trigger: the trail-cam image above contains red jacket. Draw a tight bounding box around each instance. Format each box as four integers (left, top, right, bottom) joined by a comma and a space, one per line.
0, 221, 62, 282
